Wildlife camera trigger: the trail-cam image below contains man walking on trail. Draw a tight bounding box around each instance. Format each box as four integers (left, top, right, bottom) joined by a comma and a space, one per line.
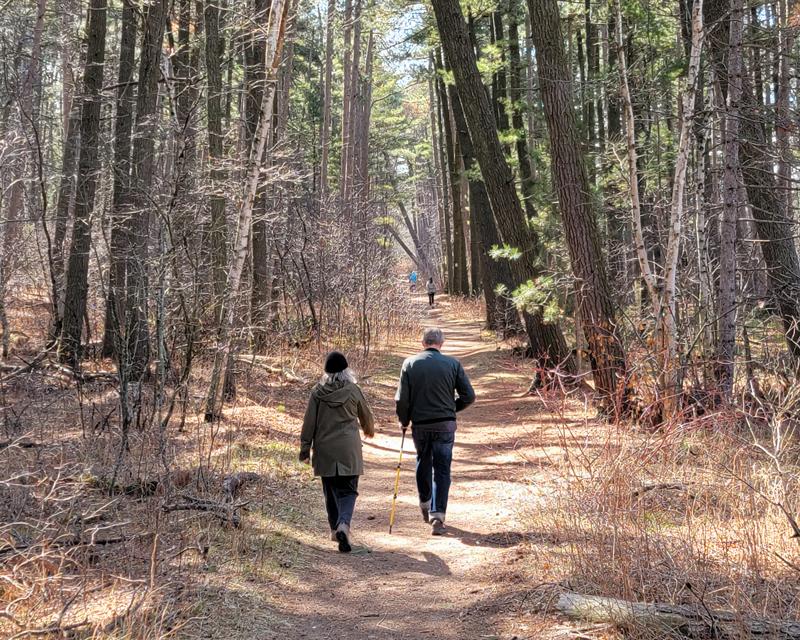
395, 327, 475, 535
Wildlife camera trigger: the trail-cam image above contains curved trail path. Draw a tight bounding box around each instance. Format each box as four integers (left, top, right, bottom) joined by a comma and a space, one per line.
274, 297, 549, 639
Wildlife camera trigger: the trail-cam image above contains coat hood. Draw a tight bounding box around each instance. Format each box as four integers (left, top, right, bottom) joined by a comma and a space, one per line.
313, 381, 355, 407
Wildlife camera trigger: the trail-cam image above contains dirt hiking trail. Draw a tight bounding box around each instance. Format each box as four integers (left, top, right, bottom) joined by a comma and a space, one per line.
267, 297, 555, 639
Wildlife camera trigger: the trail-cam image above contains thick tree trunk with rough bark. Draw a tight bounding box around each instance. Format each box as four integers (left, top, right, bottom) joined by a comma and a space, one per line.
101, 0, 137, 358
715, 0, 743, 395
429, 0, 574, 370
58, 0, 108, 368
434, 50, 455, 293
527, 0, 627, 409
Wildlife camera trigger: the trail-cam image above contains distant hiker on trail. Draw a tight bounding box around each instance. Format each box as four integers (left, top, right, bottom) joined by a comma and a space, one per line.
426, 277, 436, 307
299, 351, 375, 553
409, 270, 418, 292
395, 328, 475, 535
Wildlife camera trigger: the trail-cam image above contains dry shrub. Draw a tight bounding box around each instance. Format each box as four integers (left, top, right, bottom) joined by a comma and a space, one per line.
525, 395, 800, 629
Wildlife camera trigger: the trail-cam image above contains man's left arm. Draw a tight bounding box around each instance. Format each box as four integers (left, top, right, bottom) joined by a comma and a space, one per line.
395, 365, 411, 428
454, 362, 476, 412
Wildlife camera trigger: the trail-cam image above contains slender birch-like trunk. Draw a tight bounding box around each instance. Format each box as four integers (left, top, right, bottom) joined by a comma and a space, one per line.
658, 0, 704, 416
614, 0, 657, 309
205, 0, 289, 421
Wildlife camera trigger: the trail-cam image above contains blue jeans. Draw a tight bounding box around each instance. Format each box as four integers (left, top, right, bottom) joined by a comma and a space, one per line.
412, 430, 454, 521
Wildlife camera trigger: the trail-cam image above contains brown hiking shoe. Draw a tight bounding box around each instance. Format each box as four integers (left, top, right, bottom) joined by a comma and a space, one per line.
431, 519, 445, 536
420, 504, 430, 523
330, 530, 337, 542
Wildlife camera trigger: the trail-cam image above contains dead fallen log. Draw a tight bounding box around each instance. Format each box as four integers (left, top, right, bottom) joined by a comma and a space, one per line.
0, 440, 43, 451
162, 495, 248, 528
233, 355, 306, 383
222, 471, 260, 501
556, 591, 800, 639
0, 535, 128, 558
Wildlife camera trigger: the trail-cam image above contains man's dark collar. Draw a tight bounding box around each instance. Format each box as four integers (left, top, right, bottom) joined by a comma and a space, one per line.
424, 347, 440, 352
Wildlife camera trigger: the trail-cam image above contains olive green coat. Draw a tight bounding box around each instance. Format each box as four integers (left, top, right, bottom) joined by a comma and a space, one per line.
299, 381, 375, 477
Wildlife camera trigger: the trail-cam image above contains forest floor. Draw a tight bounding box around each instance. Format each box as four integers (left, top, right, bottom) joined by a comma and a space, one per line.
5, 293, 797, 639
182, 295, 599, 640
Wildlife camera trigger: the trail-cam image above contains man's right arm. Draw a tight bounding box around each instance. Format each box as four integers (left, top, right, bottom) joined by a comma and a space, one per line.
395, 364, 411, 428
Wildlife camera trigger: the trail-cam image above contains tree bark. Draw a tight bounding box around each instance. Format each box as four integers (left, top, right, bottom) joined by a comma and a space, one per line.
121, 0, 168, 381
434, 50, 455, 293
715, 0, 743, 395
443, 81, 469, 296
556, 591, 800, 639
204, 0, 228, 324
319, 0, 335, 200
58, 0, 108, 367
429, 0, 574, 370
245, 0, 271, 351
101, 0, 138, 358
205, 0, 288, 420
527, 0, 627, 409
707, 0, 800, 367
450, 84, 516, 331
507, 1, 537, 219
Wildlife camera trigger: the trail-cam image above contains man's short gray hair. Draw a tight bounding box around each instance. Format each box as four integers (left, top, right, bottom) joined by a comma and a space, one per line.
422, 327, 445, 346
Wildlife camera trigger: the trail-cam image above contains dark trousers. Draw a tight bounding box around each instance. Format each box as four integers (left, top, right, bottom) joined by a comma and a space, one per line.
428, 292, 435, 306
412, 430, 454, 519
321, 474, 359, 530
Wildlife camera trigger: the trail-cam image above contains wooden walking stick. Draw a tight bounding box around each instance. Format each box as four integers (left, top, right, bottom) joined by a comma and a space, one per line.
388, 427, 407, 534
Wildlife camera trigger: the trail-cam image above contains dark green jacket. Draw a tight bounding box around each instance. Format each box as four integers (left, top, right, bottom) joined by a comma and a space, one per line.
395, 348, 475, 427
299, 381, 374, 477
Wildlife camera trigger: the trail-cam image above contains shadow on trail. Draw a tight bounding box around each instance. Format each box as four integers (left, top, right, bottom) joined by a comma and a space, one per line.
367, 549, 452, 577
444, 526, 533, 548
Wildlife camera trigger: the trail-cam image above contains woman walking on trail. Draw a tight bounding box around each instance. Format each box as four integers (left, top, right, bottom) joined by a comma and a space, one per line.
299, 351, 375, 553
426, 277, 436, 307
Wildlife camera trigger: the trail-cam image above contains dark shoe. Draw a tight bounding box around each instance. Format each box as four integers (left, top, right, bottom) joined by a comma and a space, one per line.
431, 519, 445, 536
335, 524, 352, 553
420, 504, 430, 523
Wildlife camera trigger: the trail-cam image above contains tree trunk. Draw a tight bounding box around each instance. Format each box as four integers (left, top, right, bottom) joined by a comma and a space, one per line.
715, 0, 743, 395
120, 0, 167, 382
450, 83, 517, 332
58, 0, 108, 367
443, 82, 469, 296
101, 0, 138, 358
507, 2, 537, 219
319, 0, 335, 200
204, 0, 228, 324
556, 591, 800, 639
205, 0, 288, 421
430, 0, 574, 370
614, 0, 657, 309
434, 50, 455, 292
527, 0, 627, 410
245, 0, 271, 352
50, 88, 81, 337
707, 0, 800, 367
657, 0, 703, 417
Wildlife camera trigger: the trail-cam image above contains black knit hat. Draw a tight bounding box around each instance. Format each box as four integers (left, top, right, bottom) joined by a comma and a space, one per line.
324, 351, 348, 374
